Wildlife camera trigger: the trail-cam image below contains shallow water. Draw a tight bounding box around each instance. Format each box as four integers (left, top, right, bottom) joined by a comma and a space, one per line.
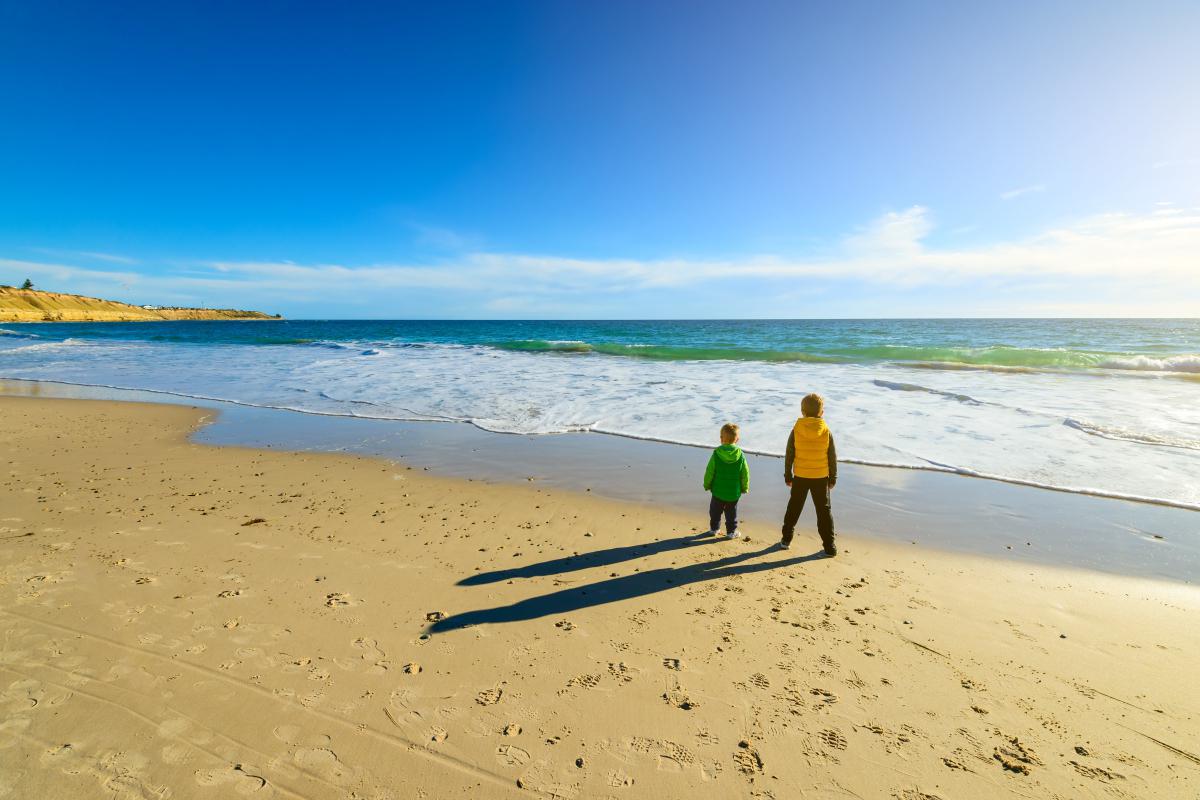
2, 318, 1198, 507
3, 378, 1197, 585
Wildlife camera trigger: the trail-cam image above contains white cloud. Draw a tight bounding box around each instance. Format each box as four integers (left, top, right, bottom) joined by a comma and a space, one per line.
28, 247, 138, 264
1, 257, 139, 287
395, 205, 1198, 291
7, 205, 1200, 314
845, 206, 932, 256
76, 251, 139, 264
408, 222, 478, 252
1151, 158, 1200, 170
1000, 184, 1046, 200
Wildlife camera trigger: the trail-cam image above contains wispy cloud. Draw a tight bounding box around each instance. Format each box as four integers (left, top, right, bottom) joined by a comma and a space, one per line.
1000, 184, 1046, 200
28, 247, 138, 265
6, 205, 1200, 314
407, 222, 479, 252
1, 257, 140, 288
1151, 158, 1200, 170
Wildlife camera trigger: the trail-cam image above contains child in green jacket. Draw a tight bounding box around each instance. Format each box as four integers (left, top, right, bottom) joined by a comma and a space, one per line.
704, 423, 750, 539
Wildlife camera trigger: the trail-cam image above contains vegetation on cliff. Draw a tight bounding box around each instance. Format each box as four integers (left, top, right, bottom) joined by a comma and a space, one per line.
0, 285, 280, 322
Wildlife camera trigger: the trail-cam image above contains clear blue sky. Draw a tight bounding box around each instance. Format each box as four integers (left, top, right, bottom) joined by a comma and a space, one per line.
2, 1, 1198, 317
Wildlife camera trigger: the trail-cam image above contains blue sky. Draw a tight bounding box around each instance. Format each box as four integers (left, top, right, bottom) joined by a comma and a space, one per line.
2, 0, 1198, 318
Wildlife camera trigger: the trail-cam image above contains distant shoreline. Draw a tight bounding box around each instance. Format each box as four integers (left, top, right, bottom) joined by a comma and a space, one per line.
4, 316, 280, 323
0, 286, 279, 322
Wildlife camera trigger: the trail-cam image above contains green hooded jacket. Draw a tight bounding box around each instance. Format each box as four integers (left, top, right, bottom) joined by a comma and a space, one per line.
703, 444, 750, 502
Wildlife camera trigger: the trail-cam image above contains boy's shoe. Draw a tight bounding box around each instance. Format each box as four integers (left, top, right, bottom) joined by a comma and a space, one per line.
824, 545, 838, 557
704, 529, 720, 536
727, 529, 742, 539
779, 540, 791, 550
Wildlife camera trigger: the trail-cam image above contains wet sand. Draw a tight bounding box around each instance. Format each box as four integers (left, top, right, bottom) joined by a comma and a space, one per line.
2, 396, 1198, 799
3, 377, 1196, 584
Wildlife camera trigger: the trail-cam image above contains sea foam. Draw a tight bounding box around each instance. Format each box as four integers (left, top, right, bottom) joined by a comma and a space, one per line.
0, 323, 1197, 508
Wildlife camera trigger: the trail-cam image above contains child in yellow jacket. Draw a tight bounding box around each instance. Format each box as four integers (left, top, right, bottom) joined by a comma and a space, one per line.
781, 393, 837, 555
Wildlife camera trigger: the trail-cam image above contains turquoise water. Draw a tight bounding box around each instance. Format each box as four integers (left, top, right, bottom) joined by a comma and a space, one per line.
2, 318, 1199, 507
6, 318, 1198, 371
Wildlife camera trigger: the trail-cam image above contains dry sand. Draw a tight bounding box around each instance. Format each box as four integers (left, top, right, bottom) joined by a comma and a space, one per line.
1, 396, 1197, 799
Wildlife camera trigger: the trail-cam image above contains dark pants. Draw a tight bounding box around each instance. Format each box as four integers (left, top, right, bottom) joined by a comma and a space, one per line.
708, 495, 739, 534
781, 478, 835, 551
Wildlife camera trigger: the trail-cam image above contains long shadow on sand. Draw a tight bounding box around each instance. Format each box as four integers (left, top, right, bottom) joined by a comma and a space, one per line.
430, 540, 826, 633
458, 531, 726, 586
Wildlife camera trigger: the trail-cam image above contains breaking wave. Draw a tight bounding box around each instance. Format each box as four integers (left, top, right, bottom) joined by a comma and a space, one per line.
488, 339, 1200, 377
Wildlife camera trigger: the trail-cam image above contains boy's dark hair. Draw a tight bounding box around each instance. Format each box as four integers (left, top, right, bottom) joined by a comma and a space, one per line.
720, 422, 739, 440
801, 393, 824, 418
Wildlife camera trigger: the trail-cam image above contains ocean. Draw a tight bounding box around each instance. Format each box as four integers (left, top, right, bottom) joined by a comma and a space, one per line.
2, 318, 1198, 509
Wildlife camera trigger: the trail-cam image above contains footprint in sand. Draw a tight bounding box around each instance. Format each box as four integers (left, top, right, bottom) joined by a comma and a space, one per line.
1002, 619, 1035, 641
733, 741, 763, 775
605, 769, 636, 788
810, 687, 838, 704
564, 674, 601, 691
194, 764, 268, 795
632, 738, 696, 771
40, 742, 82, 774
941, 755, 971, 772
476, 688, 503, 705
496, 744, 531, 766
351, 637, 389, 673
819, 729, 848, 751
663, 658, 682, 671
272, 725, 313, 746
280, 657, 312, 674
993, 736, 1042, 775
294, 747, 351, 786
662, 686, 698, 710
1070, 761, 1125, 782
155, 718, 191, 738
325, 592, 353, 607
657, 754, 684, 772
161, 742, 191, 765
607, 662, 634, 683
383, 704, 421, 729
95, 752, 161, 797
299, 690, 325, 708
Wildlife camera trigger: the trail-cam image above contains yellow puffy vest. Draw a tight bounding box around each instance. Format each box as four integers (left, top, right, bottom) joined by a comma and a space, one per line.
792, 417, 830, 478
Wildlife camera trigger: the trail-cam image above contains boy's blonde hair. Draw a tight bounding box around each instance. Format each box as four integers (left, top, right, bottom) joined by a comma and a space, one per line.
720, 423, 739, 441
801, 393, 825, 418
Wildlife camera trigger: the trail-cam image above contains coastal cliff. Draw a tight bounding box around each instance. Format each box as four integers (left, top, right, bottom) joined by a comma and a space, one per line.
0, 286, 280, 322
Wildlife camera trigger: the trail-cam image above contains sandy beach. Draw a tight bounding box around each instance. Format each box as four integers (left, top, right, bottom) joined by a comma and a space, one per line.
2, 396, 1198, 799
